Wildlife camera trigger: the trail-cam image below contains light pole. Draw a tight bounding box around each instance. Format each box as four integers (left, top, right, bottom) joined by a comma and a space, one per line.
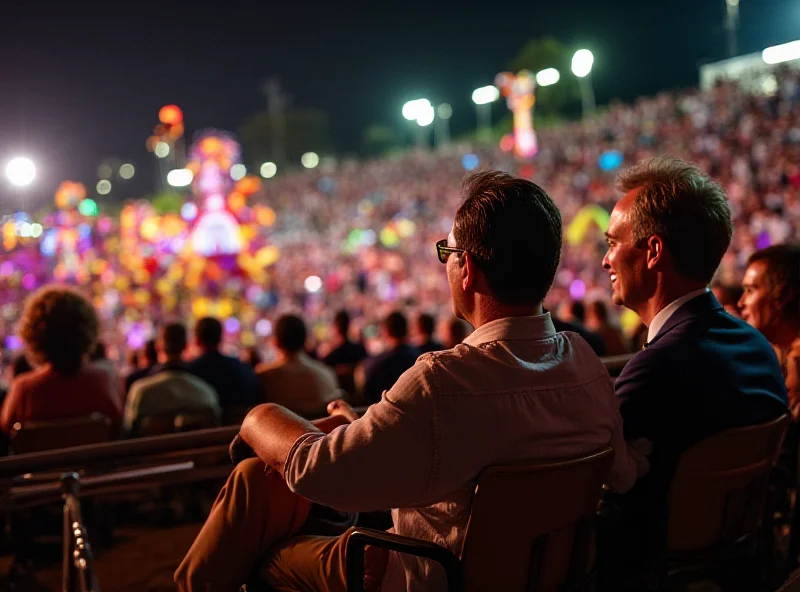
435, 103, 452, 148
402, 99, 434, 149
724, 0, 740, 58
571, 49, 596, 119
471, 85, 500, 141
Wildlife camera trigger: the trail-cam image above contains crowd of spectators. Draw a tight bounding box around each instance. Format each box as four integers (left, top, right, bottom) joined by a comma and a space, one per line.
0, 69, 798, 383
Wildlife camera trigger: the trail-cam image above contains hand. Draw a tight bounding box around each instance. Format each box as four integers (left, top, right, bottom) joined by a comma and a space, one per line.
327, 397, 359, 423
229, 433, 256, 465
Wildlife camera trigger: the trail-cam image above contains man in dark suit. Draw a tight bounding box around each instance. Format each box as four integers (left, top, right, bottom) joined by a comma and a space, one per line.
188, 317, 260, 411
360, 311, 419, 405
599, 157, 788, 589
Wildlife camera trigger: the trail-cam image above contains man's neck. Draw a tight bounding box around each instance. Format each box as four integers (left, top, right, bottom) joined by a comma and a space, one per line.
277, 350, 304, 363
635, 278, 707, 328
467, 298, 543, 330
385, 338, 407, 350
164, 355, 184, 365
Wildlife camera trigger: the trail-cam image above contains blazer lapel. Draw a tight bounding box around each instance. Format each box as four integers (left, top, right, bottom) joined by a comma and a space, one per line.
646, 291, 722, 348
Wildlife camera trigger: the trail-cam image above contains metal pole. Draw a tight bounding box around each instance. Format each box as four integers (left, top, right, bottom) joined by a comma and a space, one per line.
724, 0, 739, 58
579, 75, 596, 119
477, 104, 492, 142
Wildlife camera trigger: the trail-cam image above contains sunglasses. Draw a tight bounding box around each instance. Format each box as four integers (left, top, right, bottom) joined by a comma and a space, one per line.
436, 239, 466, 264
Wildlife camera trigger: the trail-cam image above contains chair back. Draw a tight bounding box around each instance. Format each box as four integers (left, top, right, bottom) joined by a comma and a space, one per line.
460, 447, 613, 592
134, 408, 220, 437
9, 413, 113, 455
666, 414, 789, 552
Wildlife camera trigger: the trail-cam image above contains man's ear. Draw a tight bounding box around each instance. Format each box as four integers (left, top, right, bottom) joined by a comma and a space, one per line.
461, 252, 475, 291
646, 235, 664, 270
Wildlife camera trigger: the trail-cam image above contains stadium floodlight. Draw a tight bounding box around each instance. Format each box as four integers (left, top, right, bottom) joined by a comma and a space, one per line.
167, 168, 194, 187
571, 49, 596, 118
535, 68, 561, 87
415, 102, 435, 126
402, 99, 432, 121
5, 157, 36, 187
571, 49, 595, 78
471, 85, 500, 105
762, 40, 800, 65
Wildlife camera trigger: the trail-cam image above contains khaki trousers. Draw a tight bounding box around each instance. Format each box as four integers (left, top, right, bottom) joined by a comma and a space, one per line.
175, 459, 387, 592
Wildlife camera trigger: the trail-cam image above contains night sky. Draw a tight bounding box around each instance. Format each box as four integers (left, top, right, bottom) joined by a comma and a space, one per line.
1, 0, 798, 208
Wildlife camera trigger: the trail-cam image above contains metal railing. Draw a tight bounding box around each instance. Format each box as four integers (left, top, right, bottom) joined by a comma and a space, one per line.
60, 472, 99, 592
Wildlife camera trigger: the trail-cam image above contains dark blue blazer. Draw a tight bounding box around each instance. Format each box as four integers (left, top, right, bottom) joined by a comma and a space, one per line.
617, 291, 788, 512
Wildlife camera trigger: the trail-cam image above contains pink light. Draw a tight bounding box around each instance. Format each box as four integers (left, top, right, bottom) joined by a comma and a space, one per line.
21, 274, 36, 291
224, 317, 241, 334
569, 279, 586, 300
0, 262, 14, 277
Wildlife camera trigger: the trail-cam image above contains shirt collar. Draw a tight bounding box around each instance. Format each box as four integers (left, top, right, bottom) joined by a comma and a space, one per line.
646, 287, 709, 343
463, 313, 557, 347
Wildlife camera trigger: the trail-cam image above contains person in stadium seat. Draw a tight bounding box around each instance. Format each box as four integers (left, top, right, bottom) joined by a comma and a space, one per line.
739, 244, 800, 419
322, 310, 368, 397
0, 286, 122, 434
256, 314, 339, 418
359, 311, 419, 406
175, 171, 641, 592
443, 315, 472, 348
124, 323, 219, 433
188, 317, 259, 410
552, 300, 607, 356
413, 313, 445, 354
124, 339, 158, 395
599, 157, 788, 589
585, 300, 630, 356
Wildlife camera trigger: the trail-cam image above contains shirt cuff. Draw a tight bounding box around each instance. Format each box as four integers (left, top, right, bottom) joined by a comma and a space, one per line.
283, 431, 325, 486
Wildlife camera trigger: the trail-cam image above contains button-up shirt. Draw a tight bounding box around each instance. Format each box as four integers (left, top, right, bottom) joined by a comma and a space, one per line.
283, 314, 637, 591
646, 288, 709, 343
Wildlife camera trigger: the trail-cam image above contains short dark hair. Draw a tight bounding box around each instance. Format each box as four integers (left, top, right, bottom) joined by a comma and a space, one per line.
17, 285, 99, 375
161, 323, 188, 357
275, 315, 307, 353
195, 317, 223, 349
454, 171, 562, 305
587, 300, 609, 324
747, 243, 800, 322
417, 313, 436, 337
569, 301, 586, 323
333, 310, 350, 338
143, 339, 158, 365
446, 317, 471, 346
384, 311, 408, 340
617, 157, 733, 283
91, 341, 107, 361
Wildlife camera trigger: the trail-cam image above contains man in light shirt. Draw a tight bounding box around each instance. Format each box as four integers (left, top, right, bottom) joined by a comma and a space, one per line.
176, 171, 640, 592
599, 156, 787, 589
125, 323, 219, 434
256, 314, 339, 418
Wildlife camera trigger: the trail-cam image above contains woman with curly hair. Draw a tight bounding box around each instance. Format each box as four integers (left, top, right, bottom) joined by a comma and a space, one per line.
0, 286, 122, 434
739, 244, 800, 419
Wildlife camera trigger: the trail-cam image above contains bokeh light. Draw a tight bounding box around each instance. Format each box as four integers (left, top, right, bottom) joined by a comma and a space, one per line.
304, 275, 323, 293
230, 164, 247, 180
5, 157, 36, 187
119, 163, 135, 179
301, 152, 320, 169
260, 162, 277, 178
167, 168, 194, 187
462, 154, 480, 171
154, 142, 170, 158
181, 202, 198, 221
96, 180, 112, 195
78, 198, 99, 217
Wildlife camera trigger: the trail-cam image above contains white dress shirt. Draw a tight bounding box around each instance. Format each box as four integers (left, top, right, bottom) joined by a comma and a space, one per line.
283, 313, 637, 591
646, 288, 709, 343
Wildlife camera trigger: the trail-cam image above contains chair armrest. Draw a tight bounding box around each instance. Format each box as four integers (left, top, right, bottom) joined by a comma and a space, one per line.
345, 527, 461, 592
